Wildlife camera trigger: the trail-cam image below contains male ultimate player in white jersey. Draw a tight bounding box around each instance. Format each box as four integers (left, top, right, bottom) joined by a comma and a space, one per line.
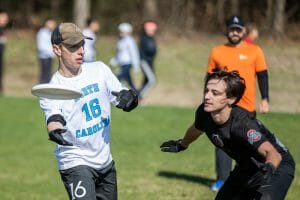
39, 23, 138, 200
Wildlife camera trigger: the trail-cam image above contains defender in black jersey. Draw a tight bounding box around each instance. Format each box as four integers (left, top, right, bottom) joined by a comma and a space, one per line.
160, 69, 295, 200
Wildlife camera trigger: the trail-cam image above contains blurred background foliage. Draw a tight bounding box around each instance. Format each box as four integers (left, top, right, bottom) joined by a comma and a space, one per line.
0, 0, 300, 39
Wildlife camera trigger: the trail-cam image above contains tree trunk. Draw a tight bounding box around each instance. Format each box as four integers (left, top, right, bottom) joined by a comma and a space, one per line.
73, 0, 91, 28
24, 0, 35, 28
143, 0, 158, 20
264, 0, 273, 33
164, 0, 186, 34
216, 0, 225, 27
185, 0, 195, 31
230, 0, 239, 15
51, 0, 61, 19
204, 0, 215, 30
272, 0, 286, 36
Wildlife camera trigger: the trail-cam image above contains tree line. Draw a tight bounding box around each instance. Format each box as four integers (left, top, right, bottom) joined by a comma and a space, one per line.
0, 0, 299, 37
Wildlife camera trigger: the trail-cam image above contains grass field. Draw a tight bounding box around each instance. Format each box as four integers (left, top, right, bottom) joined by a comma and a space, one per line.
0, 97, 299, 200
1, 29, 299, 199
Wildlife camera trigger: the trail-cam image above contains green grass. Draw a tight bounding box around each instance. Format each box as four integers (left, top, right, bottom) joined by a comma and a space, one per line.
0, 96, 299, 199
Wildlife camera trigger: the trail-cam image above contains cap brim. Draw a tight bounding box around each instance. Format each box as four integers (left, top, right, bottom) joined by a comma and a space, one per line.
62, 35, 92, 46
84, 36, 93, 40
228, 24, 244, 29
62, 38, 84, 46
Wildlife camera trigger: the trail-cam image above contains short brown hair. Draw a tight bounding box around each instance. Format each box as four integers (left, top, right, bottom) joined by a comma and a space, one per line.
205, 67, 246, 105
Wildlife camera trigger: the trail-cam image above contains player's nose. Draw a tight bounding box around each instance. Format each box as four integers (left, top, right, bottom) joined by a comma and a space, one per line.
204, 91, 212, 100
78, 46, 84, 55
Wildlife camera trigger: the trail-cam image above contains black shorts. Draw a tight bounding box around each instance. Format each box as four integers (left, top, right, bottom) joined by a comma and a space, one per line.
215, 153, 295, 200
59, 161, 117, 200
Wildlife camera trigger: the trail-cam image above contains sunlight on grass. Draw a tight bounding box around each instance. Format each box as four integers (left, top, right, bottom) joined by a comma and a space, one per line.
0, 97, 299, 199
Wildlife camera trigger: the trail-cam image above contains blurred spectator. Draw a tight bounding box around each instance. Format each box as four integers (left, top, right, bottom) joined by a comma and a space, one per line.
244, 23, 259, 44
138, 20, 158, 100
0, 9, 9, 94
82, 17, 100, 62
36, 18, 56, 83
110, 22, 140, 91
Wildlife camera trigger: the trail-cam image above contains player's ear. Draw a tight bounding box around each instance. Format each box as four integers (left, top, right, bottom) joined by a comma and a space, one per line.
242, 27, 246, 35
53, 44, 62, 56
228, 97, 237, 107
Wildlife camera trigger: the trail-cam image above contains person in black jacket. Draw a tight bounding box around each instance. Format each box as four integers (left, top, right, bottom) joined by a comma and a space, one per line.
160, 68, 295, 200
138, 20, 158, 99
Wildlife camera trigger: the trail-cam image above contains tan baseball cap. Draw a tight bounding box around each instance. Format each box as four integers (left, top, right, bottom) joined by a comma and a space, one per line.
51, 23, 92, 46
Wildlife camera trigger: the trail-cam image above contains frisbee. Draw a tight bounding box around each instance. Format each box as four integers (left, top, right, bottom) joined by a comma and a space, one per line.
31, 84, 82, 100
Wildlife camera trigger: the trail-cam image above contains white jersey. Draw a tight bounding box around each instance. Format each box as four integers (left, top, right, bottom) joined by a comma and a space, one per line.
39, 62, 126, 170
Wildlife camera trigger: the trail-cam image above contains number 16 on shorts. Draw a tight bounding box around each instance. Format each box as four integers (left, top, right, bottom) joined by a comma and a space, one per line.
69, 181, 87, 199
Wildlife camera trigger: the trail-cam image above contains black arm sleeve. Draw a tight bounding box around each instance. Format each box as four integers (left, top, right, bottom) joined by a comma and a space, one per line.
46, 114, 66, 126
256, 70, 269, 101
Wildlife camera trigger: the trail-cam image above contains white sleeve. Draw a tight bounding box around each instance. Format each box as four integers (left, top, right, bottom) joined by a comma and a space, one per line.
101, 63, 128, 105
39, 98, 64, 123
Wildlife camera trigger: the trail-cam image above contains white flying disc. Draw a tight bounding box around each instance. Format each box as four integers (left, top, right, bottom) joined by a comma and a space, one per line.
31, 84, 82, 100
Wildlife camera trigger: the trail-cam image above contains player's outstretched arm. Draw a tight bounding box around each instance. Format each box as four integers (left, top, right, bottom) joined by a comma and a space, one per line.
160, 123, 203, 153
111, 89, 138, 112
181, 123, 203, 147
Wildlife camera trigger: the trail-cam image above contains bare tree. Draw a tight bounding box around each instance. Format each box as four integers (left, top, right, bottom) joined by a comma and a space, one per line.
185, 0, 195, 31
24, 0, 35, 28
51, 0, 61, 18
230, 0, 239, 15
216, 0, 225, 27
163, 0, 186, 34
265, 0, 273, 32
272, 0, 286, 36
143, 0, 158, 20
73, 0, 91, 28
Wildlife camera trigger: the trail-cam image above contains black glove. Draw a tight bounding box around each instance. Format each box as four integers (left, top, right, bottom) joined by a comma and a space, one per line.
247, 157, 275, 187
48, 129, 73, 146
112, 89, 138, 112
160, 139, 187, 153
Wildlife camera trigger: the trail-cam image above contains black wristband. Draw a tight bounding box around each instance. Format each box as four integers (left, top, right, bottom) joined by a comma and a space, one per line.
47, 114, 66, 126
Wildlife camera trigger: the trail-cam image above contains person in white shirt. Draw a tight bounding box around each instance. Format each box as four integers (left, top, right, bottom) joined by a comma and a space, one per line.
38, 22, 138, 200
82, 17, 100, 62
36, 18, 56, 83
110, 22, 140, 91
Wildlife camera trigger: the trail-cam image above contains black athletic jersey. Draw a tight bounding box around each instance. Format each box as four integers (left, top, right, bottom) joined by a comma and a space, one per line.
194, 104, 288, 170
